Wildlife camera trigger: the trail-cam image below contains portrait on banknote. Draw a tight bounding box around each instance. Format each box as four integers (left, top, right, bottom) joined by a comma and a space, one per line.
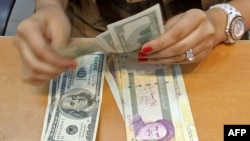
58, 88, 98, 119
131, 114, 175, 141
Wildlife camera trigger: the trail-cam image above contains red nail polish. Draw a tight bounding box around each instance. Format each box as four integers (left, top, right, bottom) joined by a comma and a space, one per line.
138, 52, 147, 58
138, 58, 148, 62
142, 46, 153, 53
68, 63, 77, 69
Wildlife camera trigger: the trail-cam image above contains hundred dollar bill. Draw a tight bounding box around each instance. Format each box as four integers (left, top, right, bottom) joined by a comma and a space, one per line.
107, 4, 164, 53
44, 52, 106, 141
95, 31, 117, 53
41, 77, 61, 140
112, 52, 197, 141
54, 4, 164, 57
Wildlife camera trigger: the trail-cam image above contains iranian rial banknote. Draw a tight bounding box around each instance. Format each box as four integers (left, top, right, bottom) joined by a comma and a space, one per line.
42, 52, 106, 141
104, 55, 124, 117
110, 52, 198, 141
172, 65, 198, 141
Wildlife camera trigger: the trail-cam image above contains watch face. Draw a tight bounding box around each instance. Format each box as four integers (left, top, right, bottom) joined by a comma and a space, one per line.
231, 16, 245, 39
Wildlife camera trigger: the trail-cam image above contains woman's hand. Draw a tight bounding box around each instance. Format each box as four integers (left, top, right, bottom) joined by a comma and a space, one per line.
138, 9, 225, 64
14, 4, 76, 85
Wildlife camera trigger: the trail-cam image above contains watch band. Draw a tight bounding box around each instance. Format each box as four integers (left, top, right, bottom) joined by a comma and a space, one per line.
209, 3, 245, 44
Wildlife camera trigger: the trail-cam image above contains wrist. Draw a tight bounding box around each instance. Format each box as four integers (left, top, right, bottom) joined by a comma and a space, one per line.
205, 8, 227, 44
208, 3, 245, 44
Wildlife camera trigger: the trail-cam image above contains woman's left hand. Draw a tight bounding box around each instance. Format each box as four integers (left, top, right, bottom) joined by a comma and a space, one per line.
138, 9, 222, 64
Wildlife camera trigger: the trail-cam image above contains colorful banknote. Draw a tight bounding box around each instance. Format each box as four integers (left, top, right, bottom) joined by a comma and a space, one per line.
42, 52, 106, 141
110, 52, 198, 141
172, 65, 198, 141
104, 54, 124, 117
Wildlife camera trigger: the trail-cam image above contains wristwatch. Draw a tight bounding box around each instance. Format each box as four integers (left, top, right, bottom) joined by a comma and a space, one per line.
209, 3, 245, 44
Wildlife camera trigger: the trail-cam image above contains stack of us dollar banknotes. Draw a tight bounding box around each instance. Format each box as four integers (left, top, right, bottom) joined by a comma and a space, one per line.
41, 4, 198, 141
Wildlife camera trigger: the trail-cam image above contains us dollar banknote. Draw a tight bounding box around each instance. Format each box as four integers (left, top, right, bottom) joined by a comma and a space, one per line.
107, 4, 164, 53
41, 77, 61, 140
42, 52, 106, 141
54, 4, 164, 57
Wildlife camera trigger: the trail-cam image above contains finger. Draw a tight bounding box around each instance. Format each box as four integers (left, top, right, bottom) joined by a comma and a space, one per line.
140, 40, 212, 64
180, 49, 210, 64
164, 13, 183, 31
146, 22, 214, 59
14, 35, 66, 77
16, 18, 76, 68
22, 66, 61, 85
141, 9, 204, 54
141, 53, 186, 64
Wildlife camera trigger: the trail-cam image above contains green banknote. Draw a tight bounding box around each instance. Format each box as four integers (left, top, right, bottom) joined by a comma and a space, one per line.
42, 52, 106, 141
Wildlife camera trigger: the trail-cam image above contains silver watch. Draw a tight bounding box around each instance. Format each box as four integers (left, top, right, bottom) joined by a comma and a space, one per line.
209, 3, 245, 44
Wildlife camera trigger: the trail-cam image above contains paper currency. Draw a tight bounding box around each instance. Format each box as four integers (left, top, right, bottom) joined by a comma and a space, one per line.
110, 52, 198, 141
41, 3, 198, 141
42, 52, 106, 141
95, 31, 117, 53
172, 65, 198, 141
54, 4, 164, 57
41, 77, 61, 140
104, 54, 124, 117
107, 4, 164, 53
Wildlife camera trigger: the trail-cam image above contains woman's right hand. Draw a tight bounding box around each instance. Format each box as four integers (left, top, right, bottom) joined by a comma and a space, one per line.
14, 4, 76, 85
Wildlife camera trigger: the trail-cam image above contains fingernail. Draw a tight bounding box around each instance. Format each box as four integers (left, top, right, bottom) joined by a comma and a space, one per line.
138, 58, 148, 62
138, 52, 147, 58
142, 46, 153, 54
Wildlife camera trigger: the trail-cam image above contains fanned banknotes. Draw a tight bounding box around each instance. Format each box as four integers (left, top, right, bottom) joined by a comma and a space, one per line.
54, 4, 164, 57
107, 3, 164, 53
109, 52, 198, 141
41, 52, 106, 141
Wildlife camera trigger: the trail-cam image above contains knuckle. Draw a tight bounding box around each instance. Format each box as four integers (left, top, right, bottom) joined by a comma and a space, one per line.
36, 49, 47, 60
16, 18, 40, 36
169, 29, 184, 40
175, 55, 186, 62
188, 9, 207, 23
189, 9, 205, 16
156, 36, 167, 47
16, 19, 31, 34
172, 43, 188, 55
